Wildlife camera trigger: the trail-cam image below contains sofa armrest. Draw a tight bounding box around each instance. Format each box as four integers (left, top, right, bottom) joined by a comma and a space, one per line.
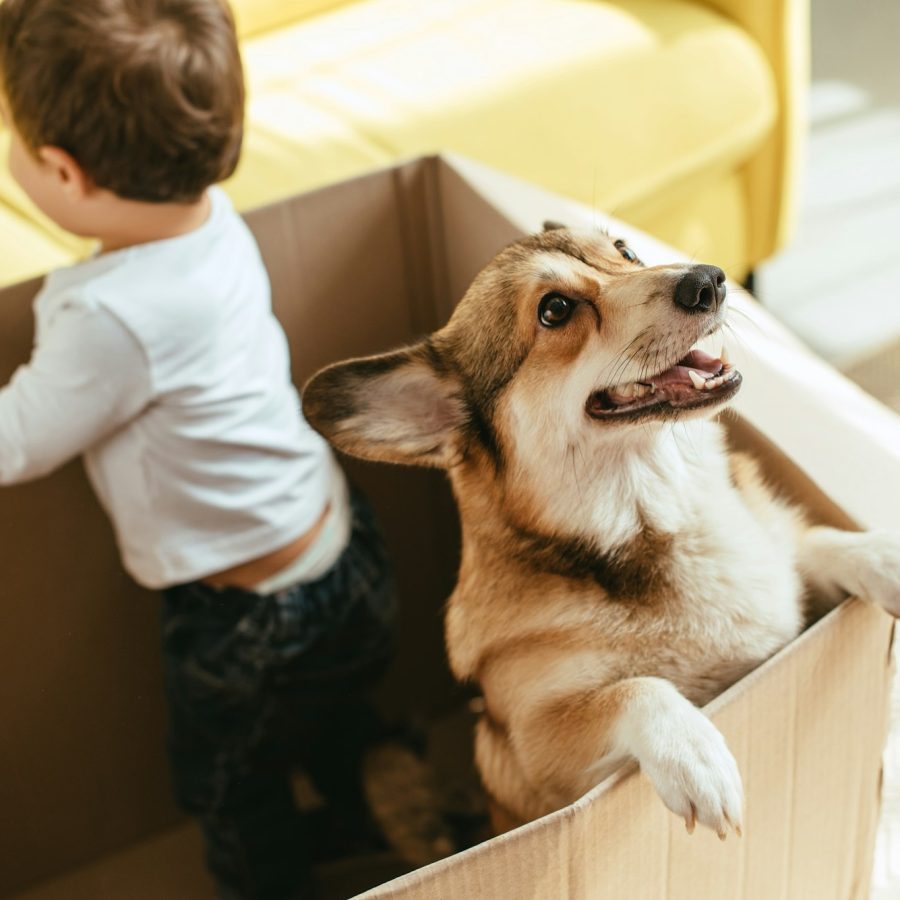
696, 0, 809, 262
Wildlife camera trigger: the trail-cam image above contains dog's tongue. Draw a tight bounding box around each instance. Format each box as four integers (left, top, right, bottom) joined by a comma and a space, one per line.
594, 345, 739, 416
653, 349, 723, 387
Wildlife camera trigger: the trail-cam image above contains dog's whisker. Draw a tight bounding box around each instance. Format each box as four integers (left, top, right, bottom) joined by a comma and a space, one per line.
721, 321, 754, 352
599, 328, 651, 389
610, 342, 646, 388
598, 332, 644, 382
724, 309, 766, 341
722, 310, 764, 346
682, 418, 702, 459
567, 442, 584, 498
604, 338, 642, 382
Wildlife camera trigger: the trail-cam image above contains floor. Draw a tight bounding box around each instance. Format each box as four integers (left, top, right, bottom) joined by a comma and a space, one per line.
756, 2, 900, 897
7, 823, 410, 900
8, 708, 485, 900
758, 0, 900, 371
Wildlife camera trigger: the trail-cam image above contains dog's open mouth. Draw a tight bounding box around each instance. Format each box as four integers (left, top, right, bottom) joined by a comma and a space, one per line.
587, 347, 741, 420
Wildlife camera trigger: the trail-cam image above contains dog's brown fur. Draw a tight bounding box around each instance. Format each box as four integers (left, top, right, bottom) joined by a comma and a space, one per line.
303, 226, 900, 838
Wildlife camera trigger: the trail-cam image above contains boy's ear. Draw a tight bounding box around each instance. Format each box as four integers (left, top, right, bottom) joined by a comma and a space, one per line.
37, 146, 92, 200
302, 342, 465, 469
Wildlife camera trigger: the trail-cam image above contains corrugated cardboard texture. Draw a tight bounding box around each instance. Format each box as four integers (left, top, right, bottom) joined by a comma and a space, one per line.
243, 161, 468, 722
0, 155, 894, 898
0, 280, 175, 893
360, 599, 892, 900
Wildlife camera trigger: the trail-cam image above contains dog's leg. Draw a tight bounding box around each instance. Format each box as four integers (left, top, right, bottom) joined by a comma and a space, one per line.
474, 715, 543, 828
514, 676, 743, 837
797, 526, 900, 617
486, 796, 522, 836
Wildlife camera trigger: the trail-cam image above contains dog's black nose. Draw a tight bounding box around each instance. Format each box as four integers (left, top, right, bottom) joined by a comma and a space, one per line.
673, 265, 727, 313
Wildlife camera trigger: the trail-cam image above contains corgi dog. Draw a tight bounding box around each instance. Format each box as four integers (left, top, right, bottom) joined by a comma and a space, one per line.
302, 224, 900, 839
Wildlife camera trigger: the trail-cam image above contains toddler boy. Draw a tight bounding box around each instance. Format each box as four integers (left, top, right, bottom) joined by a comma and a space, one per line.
0, 1, 395, 897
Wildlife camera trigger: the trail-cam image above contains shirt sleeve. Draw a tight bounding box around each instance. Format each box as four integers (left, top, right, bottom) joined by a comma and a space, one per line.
0, 300, 152, 484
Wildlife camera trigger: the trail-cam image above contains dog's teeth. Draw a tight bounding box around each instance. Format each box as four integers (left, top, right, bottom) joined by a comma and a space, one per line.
706, 376, 724, 389
688, 370, 706, 390
720, 345, 730, 365
634, 383, 650, 398
617, 383, 634, 398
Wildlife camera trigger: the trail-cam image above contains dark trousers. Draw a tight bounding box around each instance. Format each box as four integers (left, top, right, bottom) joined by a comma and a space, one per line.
160, 488, 396, 900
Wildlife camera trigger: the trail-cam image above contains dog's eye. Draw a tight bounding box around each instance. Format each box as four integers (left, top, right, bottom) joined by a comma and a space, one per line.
538, 293, 573, 327
614, 239, 640, 264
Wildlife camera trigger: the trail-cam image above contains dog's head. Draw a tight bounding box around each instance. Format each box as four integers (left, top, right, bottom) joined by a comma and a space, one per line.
302, 225, 740, 472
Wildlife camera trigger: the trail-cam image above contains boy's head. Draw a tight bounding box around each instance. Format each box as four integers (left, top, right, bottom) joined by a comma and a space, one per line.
0, 0, 244, 233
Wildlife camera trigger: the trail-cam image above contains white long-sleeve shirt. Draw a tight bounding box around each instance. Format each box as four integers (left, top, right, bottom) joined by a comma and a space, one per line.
0, 188, 335, 588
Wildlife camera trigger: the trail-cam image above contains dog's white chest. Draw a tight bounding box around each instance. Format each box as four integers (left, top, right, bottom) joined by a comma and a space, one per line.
649, 493, 805, 701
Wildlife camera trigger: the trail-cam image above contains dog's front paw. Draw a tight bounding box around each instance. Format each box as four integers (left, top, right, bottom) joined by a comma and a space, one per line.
639, 708, 743, 839
842, 531, 900, 616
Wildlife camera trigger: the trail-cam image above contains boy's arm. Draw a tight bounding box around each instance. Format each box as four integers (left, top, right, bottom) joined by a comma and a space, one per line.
0, 302, 151, 484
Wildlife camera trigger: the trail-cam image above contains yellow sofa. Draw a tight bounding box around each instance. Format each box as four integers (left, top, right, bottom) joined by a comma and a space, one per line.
0, 0, 806, 287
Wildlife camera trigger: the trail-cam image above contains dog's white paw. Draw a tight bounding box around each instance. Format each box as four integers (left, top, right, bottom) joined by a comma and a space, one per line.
639, 708, 743, 839
839, 531, 900, 617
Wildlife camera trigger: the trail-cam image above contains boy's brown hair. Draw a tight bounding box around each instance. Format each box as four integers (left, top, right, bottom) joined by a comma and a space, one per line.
0, 0, 244, 203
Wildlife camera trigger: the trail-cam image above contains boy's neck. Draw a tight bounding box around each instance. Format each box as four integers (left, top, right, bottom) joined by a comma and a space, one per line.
98, 191, 212, 254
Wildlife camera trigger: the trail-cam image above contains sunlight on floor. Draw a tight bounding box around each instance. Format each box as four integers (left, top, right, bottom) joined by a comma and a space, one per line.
759, 84, 900, 367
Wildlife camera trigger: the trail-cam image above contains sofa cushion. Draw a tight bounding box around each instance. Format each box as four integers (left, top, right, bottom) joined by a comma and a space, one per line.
0, 203, 85, 288
0, 135, 92, 251
229, 0, 356, 39
0, 0, 777, 285
237, 0, 777, 214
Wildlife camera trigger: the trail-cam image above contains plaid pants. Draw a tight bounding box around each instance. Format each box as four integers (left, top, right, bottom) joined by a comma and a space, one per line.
160, 487, 396, 899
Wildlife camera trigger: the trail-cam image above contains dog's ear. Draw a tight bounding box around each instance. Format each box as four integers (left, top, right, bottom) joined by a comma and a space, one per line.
543, 220, 567, 232
302, 342, 465, 469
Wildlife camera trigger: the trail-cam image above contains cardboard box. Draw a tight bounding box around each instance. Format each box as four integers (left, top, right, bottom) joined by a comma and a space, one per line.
1, 155, 897, 900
